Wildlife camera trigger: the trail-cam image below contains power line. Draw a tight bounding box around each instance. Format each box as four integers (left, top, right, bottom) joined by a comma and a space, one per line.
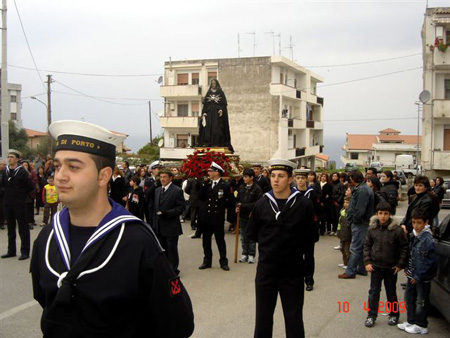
305, 53, 422, 68
52, 90, 163, 102
8, 64, 163, 78
13, 0, 45, 90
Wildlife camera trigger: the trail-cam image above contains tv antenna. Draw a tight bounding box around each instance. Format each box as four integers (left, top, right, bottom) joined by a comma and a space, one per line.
246, 31, 256, 56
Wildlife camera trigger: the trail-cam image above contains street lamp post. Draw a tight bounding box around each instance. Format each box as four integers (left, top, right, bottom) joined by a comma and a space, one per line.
31, 96, 52, 154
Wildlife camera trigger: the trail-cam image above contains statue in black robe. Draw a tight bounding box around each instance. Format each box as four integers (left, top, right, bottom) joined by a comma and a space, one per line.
198, 79, 234, 152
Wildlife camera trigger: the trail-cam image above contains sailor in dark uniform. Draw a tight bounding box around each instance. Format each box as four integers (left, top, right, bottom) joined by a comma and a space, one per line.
198, 162, 231, 271
247, 159, 315, 338
252, 164, 270, 193
30, 120, 194, 338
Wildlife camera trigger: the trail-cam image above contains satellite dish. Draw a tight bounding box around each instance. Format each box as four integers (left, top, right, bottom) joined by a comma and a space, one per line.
419, 90, 430, 104
158, 139, 164, 147
157, 76, 163, 85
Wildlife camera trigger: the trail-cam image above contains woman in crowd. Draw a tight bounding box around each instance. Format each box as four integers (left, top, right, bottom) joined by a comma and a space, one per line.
22, 161, 37, 229
35, 166, 46, 215
367, 176, 386, 213
319, 173, 333, 235
110, 165, 127, 207
380, 170, 399, 215
330, 172, 345, 234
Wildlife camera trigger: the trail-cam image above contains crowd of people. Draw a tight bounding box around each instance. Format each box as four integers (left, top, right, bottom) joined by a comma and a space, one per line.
1, 138, 446, 336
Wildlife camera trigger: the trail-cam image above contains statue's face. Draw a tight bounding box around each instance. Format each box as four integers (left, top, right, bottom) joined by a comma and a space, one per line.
211, 80, 217, 89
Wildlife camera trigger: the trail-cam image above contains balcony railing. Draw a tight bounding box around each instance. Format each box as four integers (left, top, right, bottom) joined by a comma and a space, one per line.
433, 100, 450, 119
306, 120, 314, 128
160, 85, 202, 98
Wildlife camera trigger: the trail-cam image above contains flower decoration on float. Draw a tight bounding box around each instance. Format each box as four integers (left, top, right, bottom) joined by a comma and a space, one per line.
180, 148, 231, 179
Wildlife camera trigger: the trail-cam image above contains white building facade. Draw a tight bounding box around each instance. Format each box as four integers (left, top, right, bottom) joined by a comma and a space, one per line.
159, 56, 325, 166
422, 7, 450, 177
0, 69, 23, 129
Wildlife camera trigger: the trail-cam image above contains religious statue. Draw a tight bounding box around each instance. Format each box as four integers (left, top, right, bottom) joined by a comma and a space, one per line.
198, 79, 234, 152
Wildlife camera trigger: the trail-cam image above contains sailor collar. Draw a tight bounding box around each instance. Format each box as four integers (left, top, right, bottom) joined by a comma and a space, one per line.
265, 188, 300, 220
6, 165, 23, 181
51, 199, 144, 271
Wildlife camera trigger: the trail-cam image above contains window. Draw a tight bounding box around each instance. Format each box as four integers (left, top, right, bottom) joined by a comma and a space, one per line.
208, 72, 217, 85
350, 153, 358, 160
191, 135, 199, 147
177, 135, 188, 148
177, 103, 188, 117
280, 73, 284, 84
10, 113, 17, 120
177, 73, 188, 85
445, 79, 450, 99
192, 73, 199, 85
191, 102, 200, 116
294, 79, 297, 88
10, 95, 17, 103
444, 129, 450, 151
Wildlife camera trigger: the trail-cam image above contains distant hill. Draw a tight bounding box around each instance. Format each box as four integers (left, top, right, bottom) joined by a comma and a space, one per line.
324, 135, 345, 169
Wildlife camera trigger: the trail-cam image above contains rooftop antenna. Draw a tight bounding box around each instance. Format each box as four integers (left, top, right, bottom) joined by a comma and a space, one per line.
237, 33, 242, 58
265, 31, 275, 55
276, 33, 282, 55
246, 31, 256, 56
286, 36, 294, 60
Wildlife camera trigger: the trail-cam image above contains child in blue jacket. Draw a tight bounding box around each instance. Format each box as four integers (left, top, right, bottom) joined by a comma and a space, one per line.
397, 208, 437, 335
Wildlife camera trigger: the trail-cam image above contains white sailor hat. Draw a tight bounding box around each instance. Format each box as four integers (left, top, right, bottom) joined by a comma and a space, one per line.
208, 161, 225, 174
149, 160, 164, 170
8, 149, 22, 158
294, 169, 309, 177
48, 120, 126, 161
267, 159, 296, 175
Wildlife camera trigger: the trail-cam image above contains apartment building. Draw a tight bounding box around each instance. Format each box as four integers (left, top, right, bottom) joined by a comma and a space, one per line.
159, 56, 325, 167
422, 7, 450, 177
341, 128, 421, 168
0, 70, 23, 128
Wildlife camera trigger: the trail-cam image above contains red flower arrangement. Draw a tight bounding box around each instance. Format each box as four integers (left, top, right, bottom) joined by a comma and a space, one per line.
180, 148, 231, 179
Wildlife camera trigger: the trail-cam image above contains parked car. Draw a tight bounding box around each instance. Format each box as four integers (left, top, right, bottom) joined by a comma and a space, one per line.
368, 161, 383, 173
344, 162, 359, 172
441, 180, 450, 209
430, 213, 450, 323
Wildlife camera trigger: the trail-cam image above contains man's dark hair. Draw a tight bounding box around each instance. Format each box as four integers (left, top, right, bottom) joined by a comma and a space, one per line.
413, 175, 430, 188
383, 170, 394, 180
435, 176, 443, 185
349, 170, 364, 184
89, 154, 115, 172
339, 172, 348, 181
368, 167, 377, 175
124, 161, 129, 168
376, 201, 392, 213
411, 208, 428, 222
243, 168, 255, 177
159, 169, 173, 177
130, 175, 140, 186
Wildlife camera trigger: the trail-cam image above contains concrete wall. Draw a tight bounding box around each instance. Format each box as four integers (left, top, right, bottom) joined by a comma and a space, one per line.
217, 57, 276, 162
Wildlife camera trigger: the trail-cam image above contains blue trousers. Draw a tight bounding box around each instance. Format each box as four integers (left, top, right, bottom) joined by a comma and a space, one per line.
344, 223, 368, 276
405, 279, 431, 328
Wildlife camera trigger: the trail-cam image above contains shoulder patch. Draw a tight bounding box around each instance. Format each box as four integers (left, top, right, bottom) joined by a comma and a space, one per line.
169, 276, 182, 298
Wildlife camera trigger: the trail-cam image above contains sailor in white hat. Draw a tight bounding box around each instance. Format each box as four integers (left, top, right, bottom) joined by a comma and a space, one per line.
198, 160, 231, 271
1, 148, 33, 260
247, 158, 315, 338
30, 120, 194, 337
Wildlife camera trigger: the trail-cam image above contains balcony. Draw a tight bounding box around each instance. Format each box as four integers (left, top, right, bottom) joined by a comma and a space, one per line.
160, 147, 195, 160
305, 145, 322, 157
433, 100, 450, 119
160, 85, 202, 98
433, 151, 450, 170
160, 116, 199, 129
433, 49, 450, 69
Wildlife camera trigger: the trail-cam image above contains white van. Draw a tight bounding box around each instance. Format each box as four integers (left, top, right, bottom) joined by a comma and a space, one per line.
395, 155, 421, 178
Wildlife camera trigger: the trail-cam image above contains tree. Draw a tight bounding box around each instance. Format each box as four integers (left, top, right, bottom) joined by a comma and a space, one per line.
137, 135, 163, 163
9, 121, 32, 159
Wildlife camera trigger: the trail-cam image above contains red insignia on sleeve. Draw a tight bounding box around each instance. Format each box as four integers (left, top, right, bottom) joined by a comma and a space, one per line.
169, 277, 182, 297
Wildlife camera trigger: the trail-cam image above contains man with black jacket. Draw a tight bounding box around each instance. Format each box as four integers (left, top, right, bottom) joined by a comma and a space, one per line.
253, 164, 271, 193
30, 120, 194, 338
1, 149, 34, 260
236, 168, 263, 264
247, 159, 315, 338
198, 162, 232, 271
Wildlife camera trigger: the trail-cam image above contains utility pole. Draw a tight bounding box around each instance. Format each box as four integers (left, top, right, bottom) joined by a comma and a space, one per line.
46, 75, 53, 154
1, 0, 9, 159
148, 101, 153, 144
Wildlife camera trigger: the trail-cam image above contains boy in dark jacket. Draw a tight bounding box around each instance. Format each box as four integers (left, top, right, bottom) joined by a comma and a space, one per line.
363, 202, 408, 328
338, 196, 352, 269
128, 176, 145, 220
397, 209, 437, 335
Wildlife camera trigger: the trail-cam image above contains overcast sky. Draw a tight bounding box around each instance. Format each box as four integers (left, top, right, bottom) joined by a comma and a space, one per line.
5, 0, 450, 154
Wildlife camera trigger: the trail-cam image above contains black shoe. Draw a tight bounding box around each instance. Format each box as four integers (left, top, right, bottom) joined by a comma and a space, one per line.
1, 253, 16, 259
388, 316, 399, 326
198, 263, 212, 270
365, 317, 375, 327
0, 225, 4, 230
191, 235, 201, 239
221, 265, 230, 271
306, 284, 314, 291
18, 255, 29, 261
357, 271, 368, 276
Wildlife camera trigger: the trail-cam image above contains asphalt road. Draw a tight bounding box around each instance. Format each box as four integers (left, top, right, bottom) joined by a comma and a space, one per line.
1, 200, 449, 338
